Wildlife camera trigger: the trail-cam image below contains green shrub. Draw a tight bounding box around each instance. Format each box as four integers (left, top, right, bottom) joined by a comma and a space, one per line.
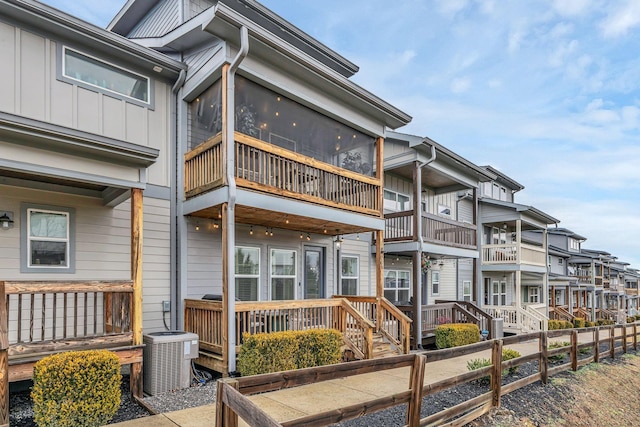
237, 329, 342, 376
548, 341, 570, 362
573, 318, 586, 328
502, 347, 521, 375
597, 319, 615, 326
31, 350, 121, 427
548, 320, 573, 330
435, 323, 480, 349
466, 347, 522, 385
585, 321, 597, 327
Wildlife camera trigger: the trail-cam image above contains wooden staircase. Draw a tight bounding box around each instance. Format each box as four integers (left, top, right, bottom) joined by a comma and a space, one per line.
371, 332, 403, 358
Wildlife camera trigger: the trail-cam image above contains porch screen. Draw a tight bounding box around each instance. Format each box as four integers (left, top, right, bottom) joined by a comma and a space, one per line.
234, 75, 376, 176
271, 249, 296, 300
235, 247, 260, 301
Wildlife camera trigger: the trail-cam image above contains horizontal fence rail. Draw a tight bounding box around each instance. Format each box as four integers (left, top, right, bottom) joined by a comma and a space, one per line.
217, 322, 640, 426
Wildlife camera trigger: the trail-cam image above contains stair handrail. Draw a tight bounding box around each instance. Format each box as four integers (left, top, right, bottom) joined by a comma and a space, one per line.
378, 297, 412, 354
436, 300, 495, 339
337, 298, 375, 359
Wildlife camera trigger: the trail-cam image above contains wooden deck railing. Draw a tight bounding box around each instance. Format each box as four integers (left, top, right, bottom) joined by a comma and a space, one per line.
396, 302, 482, 341
1, 280, 142, 425
438, 300, 494, 338
549, 305, 574, 322
184, 298, 380, 373
384, 210, 477, 249
216, 322, 640, 426
482, 243, 546, 266
335, 296, 412, 354
483, 305, 547, 333
184, 132, 381, 215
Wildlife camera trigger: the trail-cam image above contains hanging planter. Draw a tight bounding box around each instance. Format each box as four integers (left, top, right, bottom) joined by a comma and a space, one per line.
421, 254, 431, 274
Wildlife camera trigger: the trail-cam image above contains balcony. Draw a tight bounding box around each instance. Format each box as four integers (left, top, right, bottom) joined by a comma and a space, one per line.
626, 287, 640, 297
482, 243, 546, 266
384, 210, 477, 249
184, 132, 380, 216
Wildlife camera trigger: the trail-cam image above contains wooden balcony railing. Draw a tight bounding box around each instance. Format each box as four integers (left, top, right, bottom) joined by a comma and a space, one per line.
482, 243, 546, 266
184, 132, 381, 216
625, 287, 640, 296
549, 305, 574, 322
184, 297, 383, 374
384, 210, 477, 249
396, 302, 481, 340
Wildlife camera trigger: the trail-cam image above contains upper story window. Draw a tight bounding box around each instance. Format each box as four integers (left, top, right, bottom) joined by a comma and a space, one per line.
21, 204, 75, 273
384, 190, 411, 212
189, 79, 222, 150
568, 237, 580, 252
62, 47, 150, 105
234, 76, 375, 176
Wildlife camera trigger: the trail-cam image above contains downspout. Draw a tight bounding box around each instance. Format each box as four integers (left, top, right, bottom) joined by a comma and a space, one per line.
415, 142, 436, 349
227, 26, 249, 374
171, 69, 186, 330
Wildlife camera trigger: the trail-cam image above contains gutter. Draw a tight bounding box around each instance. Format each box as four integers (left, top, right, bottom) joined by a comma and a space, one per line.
227, 26, 249, 374
415, 141, 436, 349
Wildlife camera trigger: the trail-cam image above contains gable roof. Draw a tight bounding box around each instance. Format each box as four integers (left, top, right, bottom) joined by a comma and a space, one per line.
481, 165, 525, 192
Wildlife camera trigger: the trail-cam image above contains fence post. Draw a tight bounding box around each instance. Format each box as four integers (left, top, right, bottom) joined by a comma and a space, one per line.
216, 379, 239, 427
407, 354, 426, 427
570, 330, 578, 371
610, 325, 615, 360
540, 331, 548, 384
491, 339, 503, 408
622, 324, 627, 354
594, 327, 600, 363
634, 323, 638, 351
0, 281, 8, 427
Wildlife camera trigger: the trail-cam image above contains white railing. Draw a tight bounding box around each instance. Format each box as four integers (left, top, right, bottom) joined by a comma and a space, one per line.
482, 243, 545, 266
483, 305, 547, 333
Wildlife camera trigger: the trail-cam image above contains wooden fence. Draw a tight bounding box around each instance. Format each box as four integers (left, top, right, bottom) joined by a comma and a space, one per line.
216, 322, 640, 426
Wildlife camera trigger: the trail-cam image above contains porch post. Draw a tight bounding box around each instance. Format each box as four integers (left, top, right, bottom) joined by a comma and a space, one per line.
0, 281, 9, 427
130, 187, 143, 398
542, 229, 549, 318
412, 161, 422, 348
515, 270, 522, 318
472, 188, 478, 303
375, 136, 384, 329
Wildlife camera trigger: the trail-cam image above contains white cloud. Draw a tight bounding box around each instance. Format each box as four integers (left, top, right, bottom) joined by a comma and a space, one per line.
552, 0, 591, 17
435, 0, 469, 16
508, 30, 524, 53
600, 0, 640, 38
548, 39, 579, 67
450, 77, 472, 94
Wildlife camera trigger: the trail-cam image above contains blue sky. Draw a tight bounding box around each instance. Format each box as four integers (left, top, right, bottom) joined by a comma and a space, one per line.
41, 0, 640, 267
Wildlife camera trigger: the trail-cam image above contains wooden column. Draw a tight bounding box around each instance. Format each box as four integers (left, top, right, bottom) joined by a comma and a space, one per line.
412, 251, 422, 348
472, 188, 478, 303
407, 354, 426, 426
0, 281, 8, 427
130, 188, 143, 398
375, 136, 384, 328
540, 331, 548, 384
221, 64, 229, 186
412, 161, 422, 349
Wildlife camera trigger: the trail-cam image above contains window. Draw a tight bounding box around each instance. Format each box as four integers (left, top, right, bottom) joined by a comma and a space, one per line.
383, 190, 411, 212
62, 47, 150, 105
569, 238, 580, 252
558, 258, 563, 265
528, 287, 540, 303
437, 204, 451, 218
22, 205, 75, 273
492, 183, 500, 199
492, 281, 506, 305
270, 249, 296, 300
235, 247, 260, 301
462, 280, 472, 302
500, 187, 507, 201
491, 227, 507, 244
431, 271, 440, 295
384, 270, 410, 302
340, 256, 359, 295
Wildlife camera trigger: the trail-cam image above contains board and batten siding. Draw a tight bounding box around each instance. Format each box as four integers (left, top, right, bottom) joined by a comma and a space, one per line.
0, 21, 172, 187
0, 185, 171, 333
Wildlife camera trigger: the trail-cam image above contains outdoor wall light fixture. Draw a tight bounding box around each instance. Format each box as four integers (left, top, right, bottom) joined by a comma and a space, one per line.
502, 223, 508, 229
249, 226, 254, 235
334, 235, 343, 250
195, 222, 200, 231
0, 212, 14, 230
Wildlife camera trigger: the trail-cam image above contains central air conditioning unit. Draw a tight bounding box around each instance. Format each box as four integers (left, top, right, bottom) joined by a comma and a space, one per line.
143, 331, 199, 396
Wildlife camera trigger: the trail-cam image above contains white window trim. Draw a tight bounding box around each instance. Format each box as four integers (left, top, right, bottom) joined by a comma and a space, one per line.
528, 287, 540, 303
383, 189, 411, 212
340, 254, 359, 295
462, 280, 472, 301
59, 45, 153, 108
21, 204, 75, 274
269, 248, 297, 300
431, 270, 440, 296
437, 203, 451, 218
235, 246, 261, 301
384, 269, 411, 301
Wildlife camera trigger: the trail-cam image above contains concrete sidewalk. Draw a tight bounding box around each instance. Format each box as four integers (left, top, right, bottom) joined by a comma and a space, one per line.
112, 334, 594, 426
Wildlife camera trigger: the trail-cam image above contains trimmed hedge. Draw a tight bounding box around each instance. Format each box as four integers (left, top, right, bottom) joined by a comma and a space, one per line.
573, 318, 586, 328
548, 320, 573, 330
32, 350, 121, 427
435, 323, 480, 349
237, 329, 342, 376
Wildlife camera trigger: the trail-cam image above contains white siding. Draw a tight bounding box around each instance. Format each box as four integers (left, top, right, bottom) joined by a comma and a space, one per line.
339, 236, 372, 296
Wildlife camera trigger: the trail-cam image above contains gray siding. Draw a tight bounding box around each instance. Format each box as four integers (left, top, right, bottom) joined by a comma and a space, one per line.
0, 22, 173, 187
185, 0, 215, 20
128, 0, 180, 39
458, 198, 474, 223
0, 185, 171, 333
458, 258, 473, 299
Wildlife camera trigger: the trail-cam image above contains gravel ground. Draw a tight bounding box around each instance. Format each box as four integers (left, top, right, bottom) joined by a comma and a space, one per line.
9, 344, 634, 426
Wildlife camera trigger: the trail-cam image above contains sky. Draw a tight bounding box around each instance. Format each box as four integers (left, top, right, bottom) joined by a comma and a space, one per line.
41, 0, 640, 268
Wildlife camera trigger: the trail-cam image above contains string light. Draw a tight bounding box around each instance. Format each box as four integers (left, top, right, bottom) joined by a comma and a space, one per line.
195, 223, 200, 231
306, 233, 311, 241
249, 226, 254, 235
